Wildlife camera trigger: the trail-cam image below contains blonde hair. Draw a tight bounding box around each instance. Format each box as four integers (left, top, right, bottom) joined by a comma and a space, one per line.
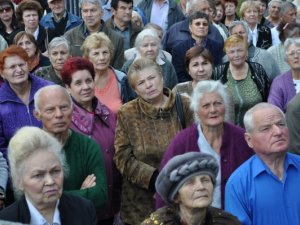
239, 1, 259, 18
224, 34, 248, 52
81, 32, 114, 59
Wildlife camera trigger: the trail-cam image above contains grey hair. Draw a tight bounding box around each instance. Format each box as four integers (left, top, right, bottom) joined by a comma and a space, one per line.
190, 80, 230, 124
283, 37, 300, 61
268, 0, 282, 8
34, 85, 73, 113
134, 28, 161, 49
48, 36, 70, 54
228, 20, 249, 35
243, 103, 285, 133
280, 2, 296, 17
79, 0, 102, 9
186, 0, 209, 15
8, 126, 69, 198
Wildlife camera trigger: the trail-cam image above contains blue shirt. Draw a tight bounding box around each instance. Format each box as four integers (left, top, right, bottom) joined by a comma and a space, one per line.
225, 153, 300, 225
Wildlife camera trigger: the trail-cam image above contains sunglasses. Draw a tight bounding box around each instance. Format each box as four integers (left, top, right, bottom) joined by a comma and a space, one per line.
0, 6, 12, 14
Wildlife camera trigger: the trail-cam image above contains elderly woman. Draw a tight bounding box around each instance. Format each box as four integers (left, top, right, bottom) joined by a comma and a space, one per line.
13, 31, 50, 73
14, 0, 52, 53
0, 0, 21, 45
268, 23, 300, 74
122, 28, 178, 89
222, 0, 239, 27
268, 38, 300, 112
60, 57, 121, 225
0, 45, 51, 159
81, 32, 135, 114
0, 126, 97, 224
228, 20, 280, 80
172, 12, 223, 83
36, 37, 70, 86
158, 80, 253, 209
143, 152, 241, 225
213, 34, 270, 127
240, 1, 272, 50
114, 58, 194, 225
173, 46, 214, 97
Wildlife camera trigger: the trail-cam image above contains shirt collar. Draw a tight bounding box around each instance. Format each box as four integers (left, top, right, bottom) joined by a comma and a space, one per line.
51, 10, 67, 22
26, 197, 61, 225
25, 26, 39, 40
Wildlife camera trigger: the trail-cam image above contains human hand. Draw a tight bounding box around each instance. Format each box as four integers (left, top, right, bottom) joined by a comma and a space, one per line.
80, 174, 96, 189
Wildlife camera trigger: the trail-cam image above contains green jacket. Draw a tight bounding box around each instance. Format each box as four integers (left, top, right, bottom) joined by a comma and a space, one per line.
63, 130, 108, 209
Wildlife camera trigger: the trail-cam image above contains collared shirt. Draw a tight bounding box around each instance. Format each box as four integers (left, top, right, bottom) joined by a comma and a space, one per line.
225, 153, 300, 225
248, 25, 258, 47
112, 21, 130, 50
27, 197, 61, 225
25, 26, 39, 40
51, 10, 67, 23
150, 0, 169, 32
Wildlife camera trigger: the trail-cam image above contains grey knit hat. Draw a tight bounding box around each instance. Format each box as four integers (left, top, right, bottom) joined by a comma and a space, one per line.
156, 152, 219, 205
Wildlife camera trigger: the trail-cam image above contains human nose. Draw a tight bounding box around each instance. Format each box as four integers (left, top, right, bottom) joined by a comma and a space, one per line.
44, 173, 55, 185
54, 108, 63, 117
194, 177, 205, 190
145, 80, 152, 88
272, 124, 283, 135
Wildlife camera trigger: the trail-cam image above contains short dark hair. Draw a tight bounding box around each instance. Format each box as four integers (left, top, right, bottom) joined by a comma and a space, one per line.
111, 0, 133, 10
15, 0, 44, 23
61, 57, 95, 86
189, 11, 209, 25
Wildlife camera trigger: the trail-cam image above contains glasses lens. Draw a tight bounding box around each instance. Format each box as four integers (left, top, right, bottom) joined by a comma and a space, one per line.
0, 7, 12, 13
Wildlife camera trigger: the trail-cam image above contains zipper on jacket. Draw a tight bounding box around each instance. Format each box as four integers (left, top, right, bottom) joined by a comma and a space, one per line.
27, 105, 33, 125
159, 108, 163, 120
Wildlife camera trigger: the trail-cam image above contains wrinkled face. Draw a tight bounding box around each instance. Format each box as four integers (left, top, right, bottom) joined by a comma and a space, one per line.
67, 70, 95, 106
282, 8, 297, 24
1, 55, 29, 85
175, 174, 214, 210
244, 107, 289, 157
230, 24, 247, 41
49, 44, 70, 72
16, 35, 36, 58
22, 10, 39, 30
214, 5, 224, 22
48, 0, 65, 16
243, 7, 259, 25
268, 2, 281, 19
20, 151, 63, 210
197, 92, 225, 128
0, 4, 13, 22
34, 89, 73, 135
88, 46, 111, 72
224, 2, 236, 16
254, 1, 266, 16
81, 3, 103, 28
132, 12, 142, 28
188, 55, 212, 82
112, 1, 133, 24
285, 44, 300, 70
138, 37, 159, 61
133, 66, 164, 104
192, 1, 211, 18
226, 43, 247, 67
189, 18, 209, 39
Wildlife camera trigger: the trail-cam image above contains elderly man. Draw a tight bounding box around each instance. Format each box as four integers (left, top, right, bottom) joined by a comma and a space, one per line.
162, 0, 223, 55
40, 0, 82, 37
64, 0, 124, 69
225, 103, 300, 225
33, 85, 108, 211
228, 20, 280, 81
266, 0, 282, 27
105, 0, 142, 50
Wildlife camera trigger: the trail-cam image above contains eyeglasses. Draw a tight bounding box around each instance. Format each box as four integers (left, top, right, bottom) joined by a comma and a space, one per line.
4, 63, 27, 71
0, 6, 12, 14
286, 49, 300, 58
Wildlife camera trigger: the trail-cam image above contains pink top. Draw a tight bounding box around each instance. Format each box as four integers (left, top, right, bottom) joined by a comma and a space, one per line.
95, 70, 122, 114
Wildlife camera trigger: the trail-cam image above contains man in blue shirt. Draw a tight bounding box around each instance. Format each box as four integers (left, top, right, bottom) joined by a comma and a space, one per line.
225, 103, 300, 225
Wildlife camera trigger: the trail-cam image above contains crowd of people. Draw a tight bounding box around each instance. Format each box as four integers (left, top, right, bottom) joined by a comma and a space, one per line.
0, 0, 300, 224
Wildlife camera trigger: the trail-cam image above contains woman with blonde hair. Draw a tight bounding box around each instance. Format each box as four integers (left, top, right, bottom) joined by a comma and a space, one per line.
213, 34, 270, 127
81, 32, 135, 114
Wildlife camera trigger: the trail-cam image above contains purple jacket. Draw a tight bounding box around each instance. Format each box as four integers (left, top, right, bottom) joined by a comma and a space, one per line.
268, 70, 296, 112
70, 98, 122, 220
0, 74, 52, 158
157, 122, 254, 209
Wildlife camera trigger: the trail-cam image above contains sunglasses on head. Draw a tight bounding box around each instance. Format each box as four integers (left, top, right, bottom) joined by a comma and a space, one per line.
0, 6, 12, 13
